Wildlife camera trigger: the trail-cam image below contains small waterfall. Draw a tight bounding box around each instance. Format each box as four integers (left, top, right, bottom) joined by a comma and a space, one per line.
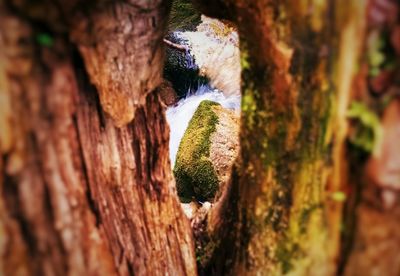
184, 48, 196, 70
164, 32, 208, 98
167, 84, 240, 166
165, 19, 241, 167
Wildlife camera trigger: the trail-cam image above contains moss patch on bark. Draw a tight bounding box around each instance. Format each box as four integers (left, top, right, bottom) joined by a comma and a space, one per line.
174, 100, 220, 202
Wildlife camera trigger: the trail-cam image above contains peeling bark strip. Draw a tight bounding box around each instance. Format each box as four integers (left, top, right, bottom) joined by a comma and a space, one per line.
0, 2, 196, 275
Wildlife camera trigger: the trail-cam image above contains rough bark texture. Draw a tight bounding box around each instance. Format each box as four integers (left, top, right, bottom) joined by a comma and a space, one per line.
70, 1, 168, 127
194, 0, 400, 273
0, 1, 196, 275
0, 12, 117, 275
1, 0, 399, 275
194, 0, 397, 275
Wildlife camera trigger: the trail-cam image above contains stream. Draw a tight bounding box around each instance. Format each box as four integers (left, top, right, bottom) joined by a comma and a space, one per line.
167, 85, 240, 166
165, 19, 241, 168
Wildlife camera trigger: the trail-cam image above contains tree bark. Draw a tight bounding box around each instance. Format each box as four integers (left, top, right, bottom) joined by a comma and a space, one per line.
1, 0, 399, 275
0, 1, 196, 275
194, 0, 400, 275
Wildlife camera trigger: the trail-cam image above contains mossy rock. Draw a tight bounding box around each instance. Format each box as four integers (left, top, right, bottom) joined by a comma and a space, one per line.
174, 100, 220, 202
174, 100, 240, 203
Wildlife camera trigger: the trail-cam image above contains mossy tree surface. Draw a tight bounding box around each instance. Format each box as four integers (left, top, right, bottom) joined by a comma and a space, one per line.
2, 0, 398, 275
174, 100, 220, 203
195, 0, 367, 275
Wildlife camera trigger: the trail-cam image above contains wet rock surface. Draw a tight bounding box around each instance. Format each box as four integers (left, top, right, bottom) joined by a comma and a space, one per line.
157, 80, 178, 106
209, 104, 240, 195
164, 16, 240, 98
163, 32, 208, 98
174, 100, 239, 203
178, 16, 241, 97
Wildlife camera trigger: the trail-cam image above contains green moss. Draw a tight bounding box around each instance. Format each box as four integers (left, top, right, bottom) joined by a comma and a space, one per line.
196, 238, 218, 269
241, 88, 257, 129
174, 100, 220, 202
276, 239, 300, 274
275, 204, 323, 274
36, 33, 53, 47
298, 204, 321, 234
240, 48, 251, 71
168, 0, 201, 31
347, 101, 382, 155
367, 32, 386, 77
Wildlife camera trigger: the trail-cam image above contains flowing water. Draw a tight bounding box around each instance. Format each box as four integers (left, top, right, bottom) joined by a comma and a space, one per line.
166, 22, 241, 167
167, 85, 240, 166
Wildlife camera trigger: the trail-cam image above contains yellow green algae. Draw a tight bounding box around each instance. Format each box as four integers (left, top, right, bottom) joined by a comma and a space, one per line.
233, 2, 336, 274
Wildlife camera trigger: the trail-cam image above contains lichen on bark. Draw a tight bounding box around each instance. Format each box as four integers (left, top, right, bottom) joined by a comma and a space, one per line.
193, 0, 368, 275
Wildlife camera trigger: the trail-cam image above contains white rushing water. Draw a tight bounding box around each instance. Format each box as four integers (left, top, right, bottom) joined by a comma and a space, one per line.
166, 19, 241, 167
166, 85, 241, 167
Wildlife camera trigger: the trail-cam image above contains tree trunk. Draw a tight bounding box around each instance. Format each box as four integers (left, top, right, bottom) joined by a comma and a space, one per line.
194, 0, 400, 275
0, 1, 196, 275
1, 0, 399, 275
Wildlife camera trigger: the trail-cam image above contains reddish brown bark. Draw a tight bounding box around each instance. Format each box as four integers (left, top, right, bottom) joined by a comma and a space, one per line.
1, 0, 399, 275
0, 13, 117, 275
0, 1, 196, 275
194, 0, 400, 275
70, 1, 170, 127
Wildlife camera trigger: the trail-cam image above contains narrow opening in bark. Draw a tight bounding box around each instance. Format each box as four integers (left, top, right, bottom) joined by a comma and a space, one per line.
162, 0, 241, 217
